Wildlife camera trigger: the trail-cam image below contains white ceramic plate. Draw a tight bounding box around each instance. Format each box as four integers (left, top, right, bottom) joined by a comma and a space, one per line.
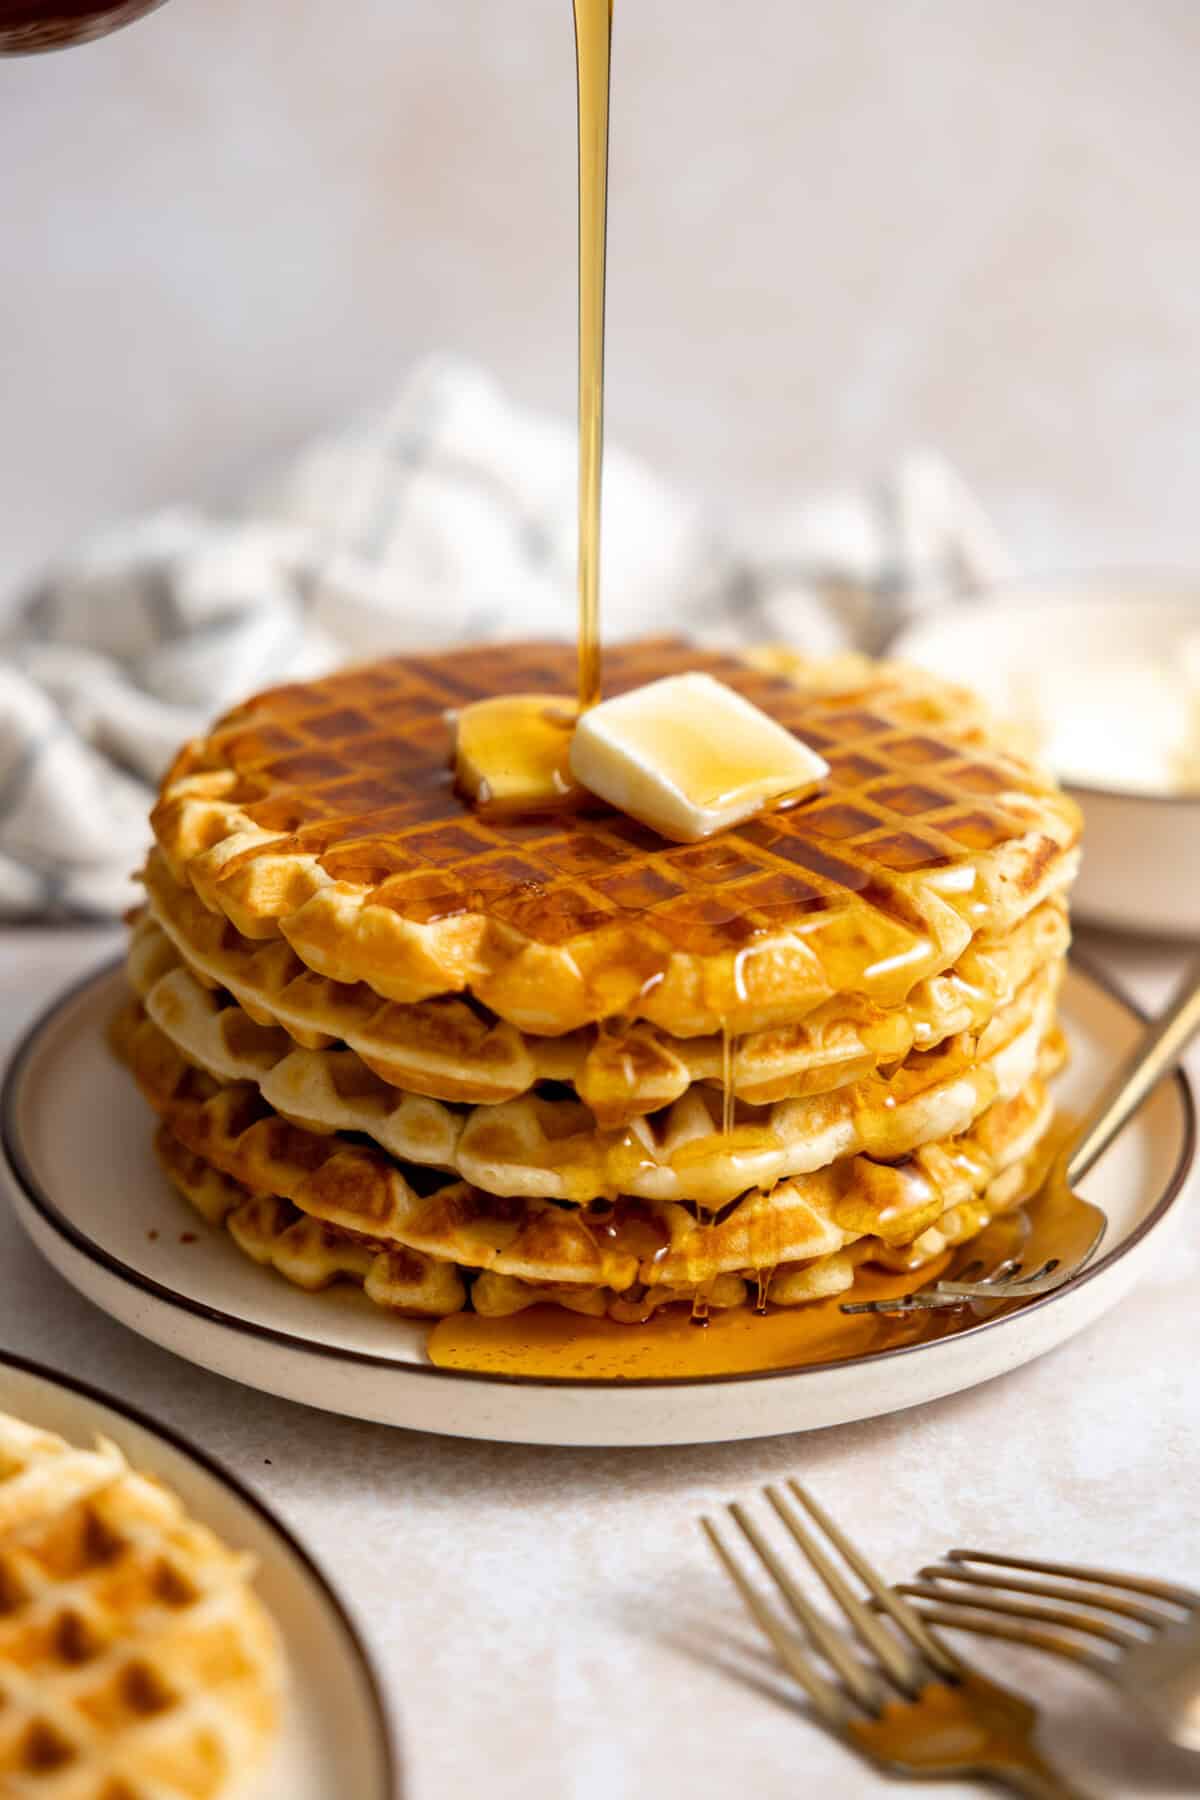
1, 960, 1193, 1448
0, 1350, 399, 1798
892, 580, 1200, 936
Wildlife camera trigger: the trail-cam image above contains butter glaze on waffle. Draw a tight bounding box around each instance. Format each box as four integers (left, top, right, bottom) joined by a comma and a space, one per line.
134, 941, 1062, 1207
136, 864, 1070, 1124
113, 1000, 1062, 1297
0, 1412, 282, 1799
149, 642, 1081, 1036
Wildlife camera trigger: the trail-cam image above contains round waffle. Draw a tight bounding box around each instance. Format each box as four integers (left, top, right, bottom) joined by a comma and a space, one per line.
112, 1000, 1062, 1302
0, 1412, 282, 1799
131, 948, 1062, 1208
152, 1067, 1055, 1323
153, 1123, 743, 1323
148, 641, 1081, 1036
136, 860, 1071, 1124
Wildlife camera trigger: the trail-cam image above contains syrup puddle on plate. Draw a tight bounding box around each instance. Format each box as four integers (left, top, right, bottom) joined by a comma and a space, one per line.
425, 1114, 1089, 1380
425, 1256, 961, 1380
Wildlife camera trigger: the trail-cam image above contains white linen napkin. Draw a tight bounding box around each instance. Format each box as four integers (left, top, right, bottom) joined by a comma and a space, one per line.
0, 354, 1015, 920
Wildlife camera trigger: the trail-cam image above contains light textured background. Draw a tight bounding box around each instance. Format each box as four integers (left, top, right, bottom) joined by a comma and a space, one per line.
1, 0, 1198, 597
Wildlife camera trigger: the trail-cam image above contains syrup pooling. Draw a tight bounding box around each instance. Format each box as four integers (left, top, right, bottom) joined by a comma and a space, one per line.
117, 948, 1067, 1337
426, 1253, 965, 1377
424, 1111, 1081, 1374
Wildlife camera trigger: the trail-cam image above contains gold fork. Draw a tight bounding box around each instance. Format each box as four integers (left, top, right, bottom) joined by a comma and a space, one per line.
701, 1480, 1092, 1797
845, 954, 1200, 1316
895, 1549, 1200, 1751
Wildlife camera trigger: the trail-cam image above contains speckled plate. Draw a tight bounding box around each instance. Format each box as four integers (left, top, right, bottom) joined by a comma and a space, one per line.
0, 1349, 399, 1797
1, 958, 1193, 1447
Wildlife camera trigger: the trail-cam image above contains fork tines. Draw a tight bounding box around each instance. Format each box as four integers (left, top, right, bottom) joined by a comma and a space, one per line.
700, 1479, 959, 1727
893, 1548, 1198, 1667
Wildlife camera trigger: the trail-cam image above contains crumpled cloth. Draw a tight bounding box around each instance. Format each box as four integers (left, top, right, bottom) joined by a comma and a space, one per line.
0, 354, 1014, 920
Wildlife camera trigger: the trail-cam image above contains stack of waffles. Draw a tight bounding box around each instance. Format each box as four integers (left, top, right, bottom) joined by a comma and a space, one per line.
112, 640, 1082, 1325
0, 1410, 281, 1796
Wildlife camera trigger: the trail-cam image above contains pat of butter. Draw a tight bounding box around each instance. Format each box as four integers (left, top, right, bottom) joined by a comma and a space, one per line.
569, 672, 828, 842
451, 693, 582, 812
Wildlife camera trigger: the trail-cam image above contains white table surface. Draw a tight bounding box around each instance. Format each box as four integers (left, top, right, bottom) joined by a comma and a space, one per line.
1, 922, 1197, 1800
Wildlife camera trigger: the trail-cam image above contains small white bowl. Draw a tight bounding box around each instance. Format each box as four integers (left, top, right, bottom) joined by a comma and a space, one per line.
892, 579, 1200, 939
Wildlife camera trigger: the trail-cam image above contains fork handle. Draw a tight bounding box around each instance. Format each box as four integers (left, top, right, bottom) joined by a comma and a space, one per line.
1067, 954, 1200, 1184
985, 1753, 1095, 1799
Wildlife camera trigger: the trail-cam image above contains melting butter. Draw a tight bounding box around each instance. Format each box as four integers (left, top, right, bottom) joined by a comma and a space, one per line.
450, 694, 581, 813
569, 672, 829, 842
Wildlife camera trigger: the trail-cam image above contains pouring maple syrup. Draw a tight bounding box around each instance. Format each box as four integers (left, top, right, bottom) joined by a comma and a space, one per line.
572, 0, 612, 713
443, 2, 611, 810
461, 15, 829, 848
422, 9, 1079, 1377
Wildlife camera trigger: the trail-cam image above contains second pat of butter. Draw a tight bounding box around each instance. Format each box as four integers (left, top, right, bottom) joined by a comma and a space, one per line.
569, 672, 829, 842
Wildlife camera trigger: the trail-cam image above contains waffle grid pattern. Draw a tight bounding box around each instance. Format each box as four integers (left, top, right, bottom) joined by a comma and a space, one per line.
150, 644, 1081, 1034
114, 642, 1080, 1328
134, 937, 1061, 1208
136, 865, 1071, 1122
153, 1086, 1055, 1323
0, 1414, 282, 1799
112, 1000, 1062, 1301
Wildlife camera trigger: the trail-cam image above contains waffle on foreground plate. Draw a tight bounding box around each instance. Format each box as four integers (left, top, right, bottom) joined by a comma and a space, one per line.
0, 1411, 282, 1798
116, 640, 1081, 1325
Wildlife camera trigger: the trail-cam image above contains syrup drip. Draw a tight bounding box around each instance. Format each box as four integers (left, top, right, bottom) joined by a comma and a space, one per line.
695, 1020, 745, 1318
719, 1019, 738, 1138
689, 1197, 718, 1325
579, 1015, 687, 1130
428, 1256, 958, 1379
425, 1112, 1087, 1380
572, 0, 612, 712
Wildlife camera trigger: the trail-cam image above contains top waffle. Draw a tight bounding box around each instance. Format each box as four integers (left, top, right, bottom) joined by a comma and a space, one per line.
150, 641, 1081, 1036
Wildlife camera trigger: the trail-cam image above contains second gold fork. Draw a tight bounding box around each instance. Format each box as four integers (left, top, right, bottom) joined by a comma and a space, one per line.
702, 1480, 1092, 1798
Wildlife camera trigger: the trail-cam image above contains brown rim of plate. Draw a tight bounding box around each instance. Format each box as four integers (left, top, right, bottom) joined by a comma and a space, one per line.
1, 951, 1193, 1392
887, 575, 1200, 806
0, 1344, 402, 1799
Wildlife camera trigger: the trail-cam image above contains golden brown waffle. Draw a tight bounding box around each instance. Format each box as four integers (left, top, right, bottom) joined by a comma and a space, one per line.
155, 1126, 467, 1318
113, 1001, 1062, 1297
155, 1124, 749, 1322
0, 1411, 282, 1799
137, 860, 1071, 1123
148, 641, 1081, 1036
135, 943, 1063, 1206
154, 1096, 1052, 1322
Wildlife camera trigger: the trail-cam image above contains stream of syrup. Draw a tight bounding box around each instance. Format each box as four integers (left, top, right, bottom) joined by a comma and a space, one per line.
572, 0, 612, 713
